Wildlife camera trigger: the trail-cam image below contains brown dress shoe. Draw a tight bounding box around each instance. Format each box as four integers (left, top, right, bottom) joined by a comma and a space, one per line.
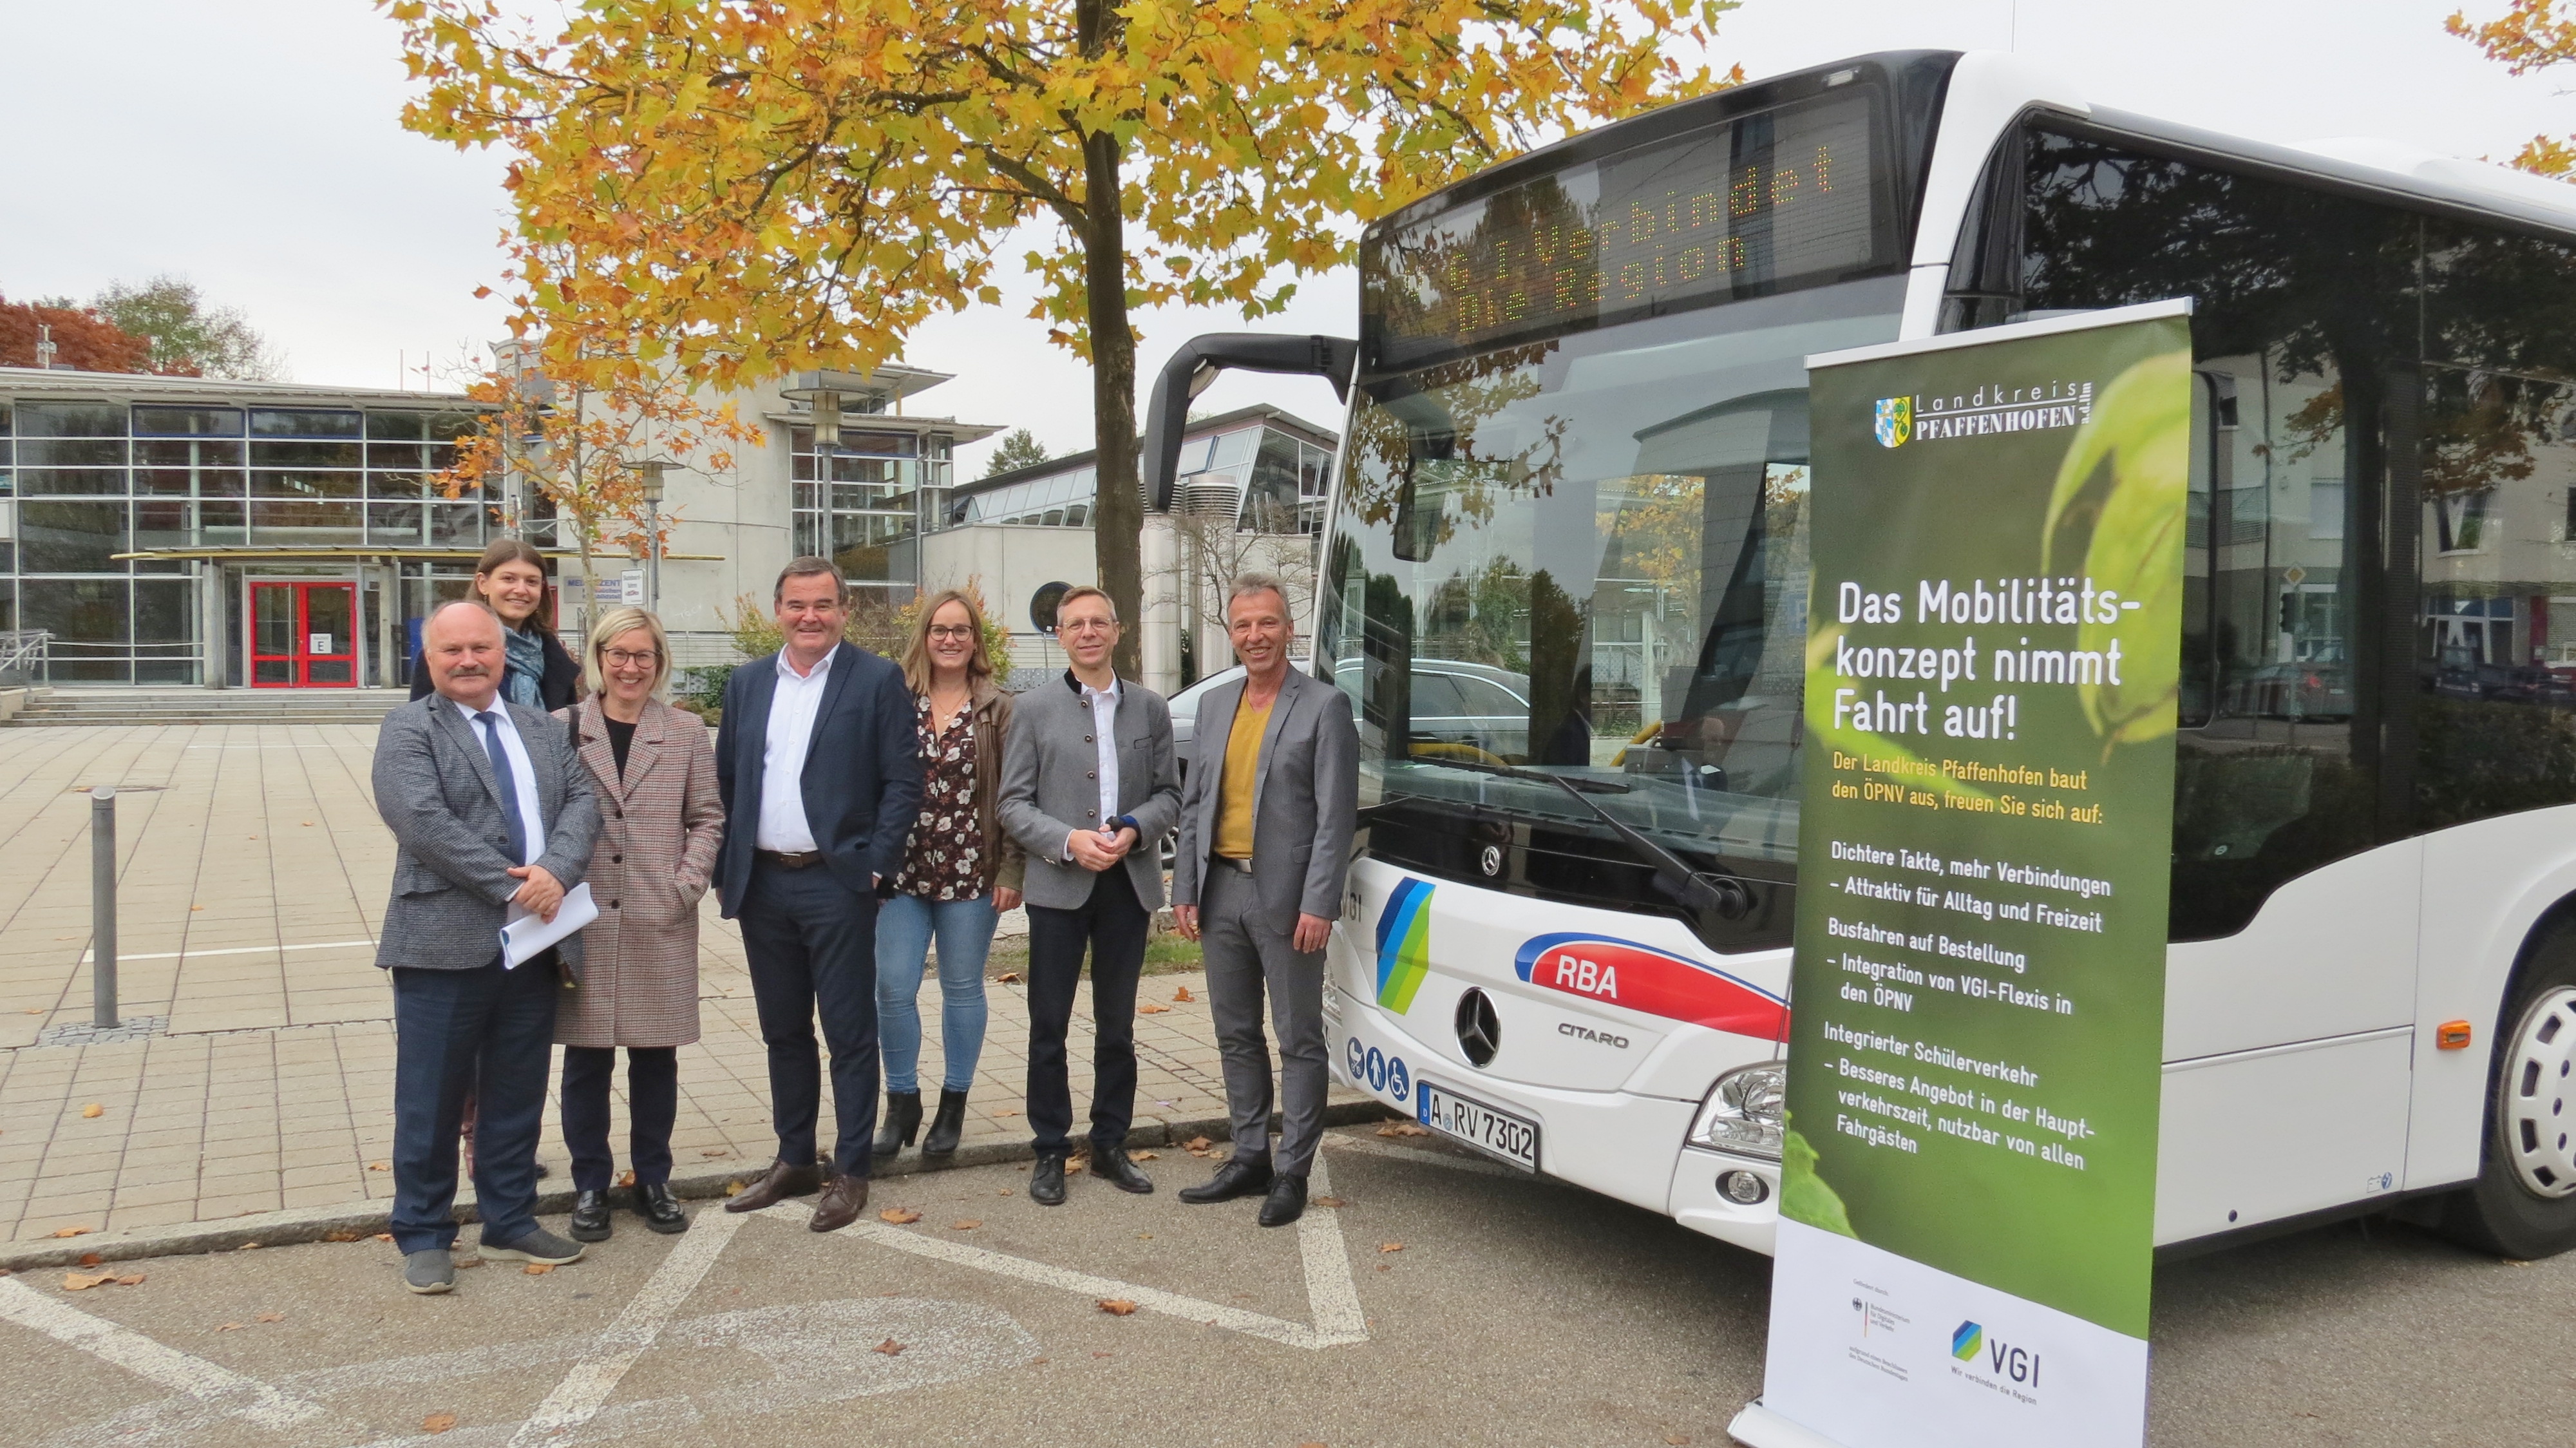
808, 1172, 871, 1232
723, 1157, 824, 1213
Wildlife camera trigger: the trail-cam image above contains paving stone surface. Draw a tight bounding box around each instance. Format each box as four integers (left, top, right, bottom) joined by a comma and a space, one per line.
0, 721, 1293, 1244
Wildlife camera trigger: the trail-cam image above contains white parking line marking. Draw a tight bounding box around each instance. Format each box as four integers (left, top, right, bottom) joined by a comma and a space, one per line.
78, 938, 377, 965
1295, 1153, 1367, 1342
780, 1154, 1368, 1351
1323, 1130, 1528, 1179
0, 1275, 329, 1431
507, 1206, 746, 1445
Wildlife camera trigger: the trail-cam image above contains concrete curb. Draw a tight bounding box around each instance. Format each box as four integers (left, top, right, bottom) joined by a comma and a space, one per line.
0, 1100, 1397, 1272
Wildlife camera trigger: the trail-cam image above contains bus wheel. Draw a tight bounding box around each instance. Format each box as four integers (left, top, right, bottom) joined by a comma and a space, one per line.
2442, 937, 2576, 1259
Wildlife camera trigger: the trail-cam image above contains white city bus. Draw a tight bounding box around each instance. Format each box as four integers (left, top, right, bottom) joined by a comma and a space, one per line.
1146, 50, 2576, 1261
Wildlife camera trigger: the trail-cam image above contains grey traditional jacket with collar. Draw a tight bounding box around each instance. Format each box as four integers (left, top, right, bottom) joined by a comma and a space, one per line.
997, 671, 1181, 911
372, 693, 601, 972
1170, 663, 1359, 932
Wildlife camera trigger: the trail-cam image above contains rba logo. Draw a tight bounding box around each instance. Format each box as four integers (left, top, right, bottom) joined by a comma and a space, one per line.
1952, 1320, 2042, 1387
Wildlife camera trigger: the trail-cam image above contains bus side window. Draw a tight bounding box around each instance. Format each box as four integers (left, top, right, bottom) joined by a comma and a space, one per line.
2001, 122, 2412, 942
2415, 220, 2576, 830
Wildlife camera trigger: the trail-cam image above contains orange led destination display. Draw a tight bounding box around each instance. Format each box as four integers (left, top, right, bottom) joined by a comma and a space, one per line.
1367, 91, 1887, 363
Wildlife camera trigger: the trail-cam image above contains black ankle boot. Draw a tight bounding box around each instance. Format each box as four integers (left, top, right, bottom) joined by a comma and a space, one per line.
922, 1087, 969, 1157
567, 1189, 613, 1242
873, 1091, 922, 1157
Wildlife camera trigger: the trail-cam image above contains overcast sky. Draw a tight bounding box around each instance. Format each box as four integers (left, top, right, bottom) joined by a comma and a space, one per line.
2, 1, 2566, 473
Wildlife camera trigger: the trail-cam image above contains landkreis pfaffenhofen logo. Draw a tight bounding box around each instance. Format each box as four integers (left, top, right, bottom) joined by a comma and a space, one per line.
1874, 395, 1911, 448
1873, 379, 2094, 448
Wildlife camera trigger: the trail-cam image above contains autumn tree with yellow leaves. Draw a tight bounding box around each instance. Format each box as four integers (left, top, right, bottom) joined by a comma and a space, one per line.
2450, 0, 2576, 178
387, 0, 1738, 675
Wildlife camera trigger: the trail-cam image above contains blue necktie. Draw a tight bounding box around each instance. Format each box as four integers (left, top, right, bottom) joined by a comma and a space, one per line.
475, 710, 529, 866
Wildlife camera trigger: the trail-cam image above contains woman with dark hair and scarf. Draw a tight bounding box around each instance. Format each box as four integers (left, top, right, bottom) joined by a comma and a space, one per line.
408, 538, 582, 710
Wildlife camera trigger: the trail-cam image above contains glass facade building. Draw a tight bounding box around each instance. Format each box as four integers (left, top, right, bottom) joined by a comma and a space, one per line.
0, 377, 495, 684
947, 405, 1335, 534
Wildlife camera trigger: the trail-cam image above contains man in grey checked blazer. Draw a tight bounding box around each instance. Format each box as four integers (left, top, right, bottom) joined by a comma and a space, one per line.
373, 602, 600, 1294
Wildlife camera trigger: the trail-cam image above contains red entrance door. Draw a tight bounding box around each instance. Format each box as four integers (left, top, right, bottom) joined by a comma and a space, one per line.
250, 582, 358, 687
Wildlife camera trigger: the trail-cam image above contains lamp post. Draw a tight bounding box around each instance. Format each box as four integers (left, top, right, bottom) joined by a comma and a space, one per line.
637, 460, 669, 613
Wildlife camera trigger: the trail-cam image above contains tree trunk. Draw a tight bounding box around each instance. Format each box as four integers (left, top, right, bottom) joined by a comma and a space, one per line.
1076, 0, 1142, 681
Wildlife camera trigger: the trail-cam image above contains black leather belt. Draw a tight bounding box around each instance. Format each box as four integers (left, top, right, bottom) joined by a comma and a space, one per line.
757, 849, 824, 870
1209, 854, 1253, 874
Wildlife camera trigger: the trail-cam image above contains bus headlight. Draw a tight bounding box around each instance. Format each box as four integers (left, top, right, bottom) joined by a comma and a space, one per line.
1689, 1062, 1785, 1161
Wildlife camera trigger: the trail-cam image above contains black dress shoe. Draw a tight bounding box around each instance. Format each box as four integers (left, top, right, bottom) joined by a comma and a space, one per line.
633, 1182, 689, 1235
567, 1189, 613, 1242
1177, 1152, 1274, 1205
873, 1090, 922, 1157
1030, 1152, 1068, 1206
1090, 1144, 1155, 1195
1256, 1172, 1309, 1228
922, 1087, 969, 1157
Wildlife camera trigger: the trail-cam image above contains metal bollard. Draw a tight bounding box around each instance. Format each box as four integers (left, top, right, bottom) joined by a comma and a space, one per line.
91, 786, 117, 1029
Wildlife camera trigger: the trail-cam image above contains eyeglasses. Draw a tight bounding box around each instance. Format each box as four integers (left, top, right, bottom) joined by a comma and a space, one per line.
603, 649, 661, 667
1059, 618, 1115, 635
926, 626, 976, 641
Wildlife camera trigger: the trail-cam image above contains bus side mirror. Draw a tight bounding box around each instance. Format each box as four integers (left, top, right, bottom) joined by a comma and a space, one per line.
1143, 333, 1358, 512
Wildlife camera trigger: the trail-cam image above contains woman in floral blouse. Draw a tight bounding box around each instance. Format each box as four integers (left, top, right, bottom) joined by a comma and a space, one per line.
874, 589, 1025, 1158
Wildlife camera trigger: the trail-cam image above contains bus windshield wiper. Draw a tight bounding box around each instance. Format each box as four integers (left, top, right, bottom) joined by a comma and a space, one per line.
1429, 758, 1752, 921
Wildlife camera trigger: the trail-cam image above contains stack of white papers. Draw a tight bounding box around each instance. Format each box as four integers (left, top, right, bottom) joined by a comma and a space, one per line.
501, 882, 598, 968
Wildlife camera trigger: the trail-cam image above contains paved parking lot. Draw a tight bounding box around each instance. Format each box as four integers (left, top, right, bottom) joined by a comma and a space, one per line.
6, 1123, 2573, 1448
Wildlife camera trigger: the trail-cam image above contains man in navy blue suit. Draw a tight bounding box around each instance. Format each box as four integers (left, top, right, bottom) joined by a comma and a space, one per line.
715, 557, 921, 1232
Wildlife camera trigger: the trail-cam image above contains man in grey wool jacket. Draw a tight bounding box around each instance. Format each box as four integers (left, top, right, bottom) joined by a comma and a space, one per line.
373, 601, 600, 1295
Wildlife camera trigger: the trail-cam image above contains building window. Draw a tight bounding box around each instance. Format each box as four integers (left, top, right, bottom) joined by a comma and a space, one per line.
788, 424, 949, 595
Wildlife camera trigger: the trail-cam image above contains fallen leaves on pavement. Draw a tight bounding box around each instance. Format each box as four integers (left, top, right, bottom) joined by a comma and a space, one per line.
214, 1322, 243, 1332
1128, 1150, 1157, 1161
1375, 1123, 1430, 1139
77, 1252, 101, 1266
617, 1170, 636, 1187
874, 1337, 905, 1355
62, 1272, 142, 1291
256, 1312, 285, 1323
950, 1219, 982, 1231
322, 1229, 362, 1243
996, 971, 1021, 984
422, 1413, 458, 1434
522, 1264, 553, 1276
80, 1103, 104, 1119
879, 1208, 922, 1224
1379, 1242, 1405, 1253
1097, 1299, 1138, 1316
1138, 1003, 1171, 1015
1313, 1196, 1347, 1208
367, 1161, 390, 1172
372, 1233, 394, 1242
699, 1148, 730, 1157
1173, 985, 1194, 1002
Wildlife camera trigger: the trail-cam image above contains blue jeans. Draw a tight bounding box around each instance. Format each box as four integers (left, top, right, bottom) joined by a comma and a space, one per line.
875, 891, 998, 1094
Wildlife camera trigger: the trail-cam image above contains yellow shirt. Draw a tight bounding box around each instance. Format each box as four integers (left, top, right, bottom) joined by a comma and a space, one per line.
1214, 692, 1273, 860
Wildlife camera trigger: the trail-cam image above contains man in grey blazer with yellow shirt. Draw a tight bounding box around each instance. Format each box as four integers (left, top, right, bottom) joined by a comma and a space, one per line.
1172, 574, 1358, 1227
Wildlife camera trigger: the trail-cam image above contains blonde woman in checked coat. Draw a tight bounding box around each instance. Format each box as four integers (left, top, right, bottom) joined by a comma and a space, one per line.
553, 607, 724, 1241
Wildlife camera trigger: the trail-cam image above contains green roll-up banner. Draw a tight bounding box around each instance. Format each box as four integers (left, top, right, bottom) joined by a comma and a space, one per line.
1748, 300, 2193, 1448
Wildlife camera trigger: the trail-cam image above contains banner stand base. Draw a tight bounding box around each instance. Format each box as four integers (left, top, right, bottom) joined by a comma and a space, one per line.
1727, 1402, 1853, 1448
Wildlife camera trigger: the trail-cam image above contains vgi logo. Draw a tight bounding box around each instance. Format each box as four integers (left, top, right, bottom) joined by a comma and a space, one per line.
1953, 1320, 2042, 1390
1873, 395, 1911, 448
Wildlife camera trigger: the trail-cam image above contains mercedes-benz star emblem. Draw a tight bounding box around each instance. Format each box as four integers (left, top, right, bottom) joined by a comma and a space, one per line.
1454, 988, 1501, 1067
1479, 844, 1503, 877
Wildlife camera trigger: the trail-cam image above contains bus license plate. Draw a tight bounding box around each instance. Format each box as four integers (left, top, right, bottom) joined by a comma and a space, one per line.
1417, 1082, 1539, 1172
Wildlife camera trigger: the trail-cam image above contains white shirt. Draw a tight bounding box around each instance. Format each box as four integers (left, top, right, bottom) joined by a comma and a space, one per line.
1070, 672, 1122, 862
453, 698, 545, 868
757, 647, 837, 852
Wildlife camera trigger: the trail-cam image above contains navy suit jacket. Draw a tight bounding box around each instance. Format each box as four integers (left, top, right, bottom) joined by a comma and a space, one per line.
714, 642, 922, 917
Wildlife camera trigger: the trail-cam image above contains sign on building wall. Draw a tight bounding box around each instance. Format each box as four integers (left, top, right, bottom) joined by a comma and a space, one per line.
1750, 300, 2193, 1448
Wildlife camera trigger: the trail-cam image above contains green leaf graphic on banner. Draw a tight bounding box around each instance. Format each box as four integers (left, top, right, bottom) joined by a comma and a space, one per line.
1779, 1126, 1856, 1237
2043, 348, 2193, 752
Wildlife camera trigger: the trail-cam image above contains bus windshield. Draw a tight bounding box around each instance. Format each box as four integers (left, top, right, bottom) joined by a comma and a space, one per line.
1317, 276, 1907, 939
